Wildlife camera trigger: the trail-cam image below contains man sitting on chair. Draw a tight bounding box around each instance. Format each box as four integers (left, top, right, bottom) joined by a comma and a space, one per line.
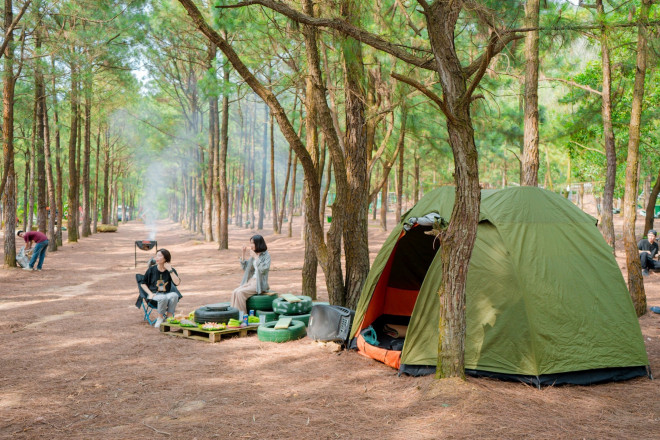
140, 249, 181, 328
638, 229, 660, 277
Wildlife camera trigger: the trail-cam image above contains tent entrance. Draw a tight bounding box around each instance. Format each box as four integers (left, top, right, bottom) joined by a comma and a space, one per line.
355, 225, 439, 367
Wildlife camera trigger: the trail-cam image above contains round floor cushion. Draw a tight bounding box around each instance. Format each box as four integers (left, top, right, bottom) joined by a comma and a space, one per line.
194, 306, 239, 324
246, 294, 276, 311
278, 313, 310, 326
257, 320, 307, 343
272, 296, 313, 315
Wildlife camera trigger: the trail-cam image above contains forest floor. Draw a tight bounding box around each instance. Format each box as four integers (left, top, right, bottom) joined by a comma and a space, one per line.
0, 203, 659, 439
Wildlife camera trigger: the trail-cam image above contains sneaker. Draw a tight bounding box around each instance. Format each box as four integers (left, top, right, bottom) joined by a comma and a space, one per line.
154, 317, 164, 328
642, 269, 650, 277
23, 266, 33, 271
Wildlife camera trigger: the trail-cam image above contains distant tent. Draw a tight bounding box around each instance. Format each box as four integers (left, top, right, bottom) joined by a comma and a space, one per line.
350, 187, 649, 386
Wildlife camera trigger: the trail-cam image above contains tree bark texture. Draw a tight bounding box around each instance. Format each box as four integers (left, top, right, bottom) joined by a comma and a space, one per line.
41, 58, 57, 251
396, 104, 407, 224
35, 39, 47, 234
597, 0, 617, 252
218, 60, 230, 249
270, 110, 279, 233
340, 0, 370, 309
2, 0, 16, 267
521, 0, 540, 187
379, 173, 388, 231
426, 1, 482, 379
278, 146, 293, 233
643, 168, 660, 237
288, 156, 297, 238
102, 134, 110, 225
81, 75, 92, 237
258, 104, 268, 230
51, 59, 63, 246
93, 125, 100, 233
67, 65, 79, 242
622, 0, 650, 317
205, 43, 216, 242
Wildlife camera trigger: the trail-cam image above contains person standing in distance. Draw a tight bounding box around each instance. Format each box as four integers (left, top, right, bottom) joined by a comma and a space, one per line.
17, 230, 49, 271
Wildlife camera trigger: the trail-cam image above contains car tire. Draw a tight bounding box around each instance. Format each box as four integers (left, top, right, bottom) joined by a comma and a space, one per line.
194, 306, 239, 324
257, 320, 307, 343
246, 294, 276, 311
272, 296, 313, 315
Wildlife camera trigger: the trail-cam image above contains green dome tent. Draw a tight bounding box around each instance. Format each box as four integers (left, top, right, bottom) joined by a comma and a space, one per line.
350, 187, 649, 385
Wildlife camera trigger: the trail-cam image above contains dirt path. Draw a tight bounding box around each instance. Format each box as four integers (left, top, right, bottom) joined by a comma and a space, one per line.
0, 216, 659, 439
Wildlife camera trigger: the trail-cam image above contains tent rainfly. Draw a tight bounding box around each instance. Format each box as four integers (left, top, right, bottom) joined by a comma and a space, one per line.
350, 186, 650, 386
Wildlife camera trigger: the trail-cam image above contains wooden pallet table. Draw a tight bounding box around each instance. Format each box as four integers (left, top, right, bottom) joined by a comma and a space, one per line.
160, 322, 260, 343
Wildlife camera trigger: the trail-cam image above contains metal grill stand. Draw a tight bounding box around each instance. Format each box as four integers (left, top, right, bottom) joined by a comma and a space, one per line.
135, 240, 158, 268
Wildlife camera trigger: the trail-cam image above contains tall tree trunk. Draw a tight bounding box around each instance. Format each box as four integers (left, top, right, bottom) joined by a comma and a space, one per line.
35, 49, 47, 234
205, 44, 216, 242
270, 109, 279, 233
2, 0, 16, 267
218, 59, 230, 249
81, 74, 92, 237
258, 104, 268, 229
248, 108, 256, 229
67, 63, 79, 242
521, 0, 540, 186
597, 0, 617, 252
41, 52, 57, 252
396, 122, 404, 224
288, 156, 297, 238
379, 171, 388, 231
278, 146, 293, 232
340, 0, 370, 308
302, 9, 321, 299
28, 106, 36, 231
51, 59, 63, 246
622, 0, 651, 317
414, 149, 420, 204
93, 125, 100, 233
102, 131, 110, 224
321, 159, 332, 223
76, 89, 82, 236
425, 2, 483, 379
644, 168, 660, 237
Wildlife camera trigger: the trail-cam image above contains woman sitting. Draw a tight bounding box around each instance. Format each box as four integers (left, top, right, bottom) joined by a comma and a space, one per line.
140, 249, 181, 328
231, 235, 272, 314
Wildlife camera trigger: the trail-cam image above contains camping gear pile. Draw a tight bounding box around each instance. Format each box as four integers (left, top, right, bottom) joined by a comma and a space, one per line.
350, 186, 650, 386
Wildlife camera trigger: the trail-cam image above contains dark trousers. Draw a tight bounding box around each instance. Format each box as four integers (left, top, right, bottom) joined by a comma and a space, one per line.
640, 252, 660, 270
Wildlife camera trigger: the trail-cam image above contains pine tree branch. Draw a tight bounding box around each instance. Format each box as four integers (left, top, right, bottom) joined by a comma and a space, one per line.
390, 72, 457, 124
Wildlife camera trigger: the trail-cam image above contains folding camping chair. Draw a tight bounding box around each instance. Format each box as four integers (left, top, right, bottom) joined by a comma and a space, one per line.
135, 273, 159, 326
